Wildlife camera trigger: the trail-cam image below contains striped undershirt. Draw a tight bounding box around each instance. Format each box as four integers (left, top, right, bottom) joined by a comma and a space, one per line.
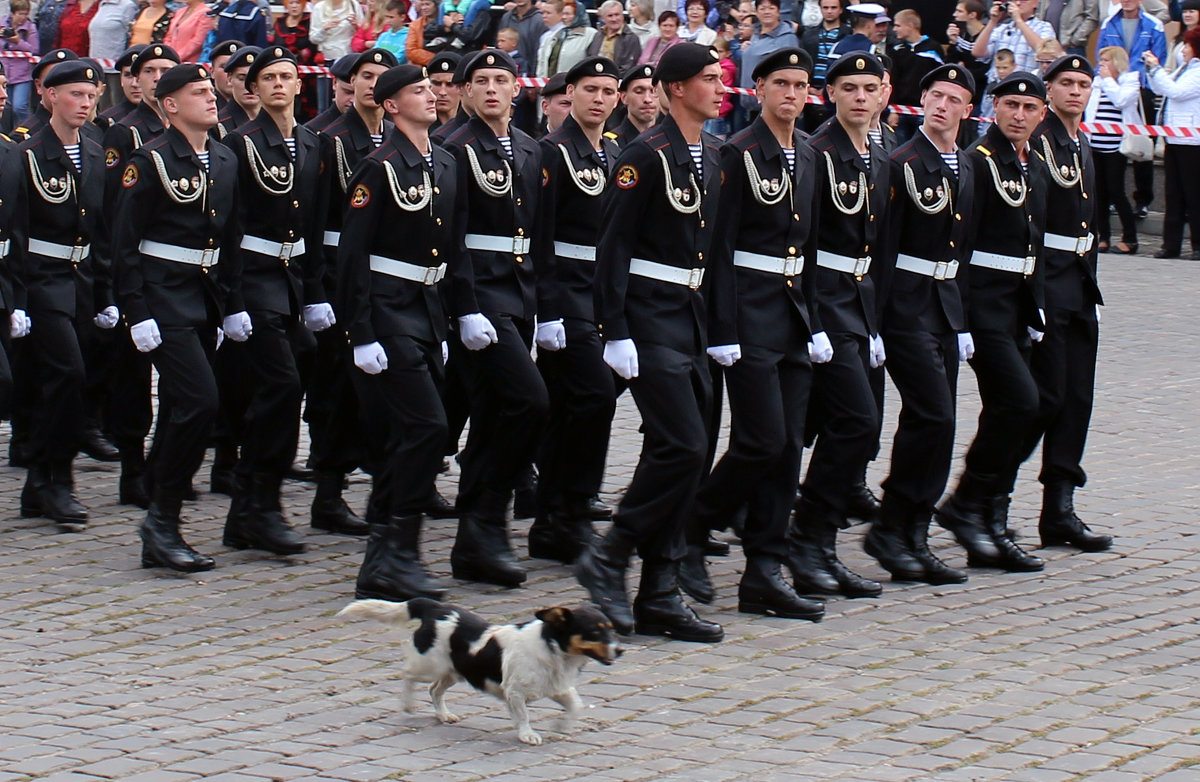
63, 143, 82, 171
688, 142, 703, 179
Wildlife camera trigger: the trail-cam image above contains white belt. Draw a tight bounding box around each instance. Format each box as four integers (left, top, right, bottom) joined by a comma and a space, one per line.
139, 240, 219, 268
896, 254, 960, 281
368, 255, 447, 286
816, 251, 871, 278
1044, 232, 1094, 255
553, 241, 596, 262
240, 235, 306, 260
733, 250, 804, 277
465, 233, 531, 255
629, 258, 705, 289
323, 230, 341, 248
0, 239, 9, 259
971, 250, 1035, 276
28, 238, 90, 262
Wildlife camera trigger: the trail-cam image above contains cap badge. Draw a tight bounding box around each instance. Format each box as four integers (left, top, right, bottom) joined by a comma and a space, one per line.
1018, 82, 1026, 92
1072, 58, 1080, 68
198, 67, 207, 77
374, 52, 382, 62
856, 58, 865, 70
247, 54, 255, 63
486, 54, 495, 65
275, 48, 283, 57
85, 68, 94, 79
789, 54, 798, 64
949, 69, 957, 79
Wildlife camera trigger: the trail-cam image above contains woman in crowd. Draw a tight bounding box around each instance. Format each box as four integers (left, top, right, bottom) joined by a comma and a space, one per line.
311, 0, 361, 110
129, 0, 172, 46
2, 0, 38, 121
680, 0, 716, 46
638, 9, 681, 65
1145, 27, 1200, 261
352, 0, 389, 52
55, 0, 99, 54
405, 0, 436, 65
275, 0, 320, 119
163, 0, 213, 62
539, 0, 597, 76
1086, 46, 1142, 254
628, 0, 657, 47
1169, 0, 1199, 70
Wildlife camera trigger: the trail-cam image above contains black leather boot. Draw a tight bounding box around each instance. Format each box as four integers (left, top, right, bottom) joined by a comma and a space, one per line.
738, 556, 824, 620
80, 423, 120, 462
528, 500, 593, 564
119, 448, 150, 509
816, 518, 882, 598
450, 491, 525, 586
209, 442, 237, 496
311, 471, 369, 535
224, 472, 306, 555
222, 471, 251, 543
140, 490, 216, 572
633, 562, 724, 642
424, 489, 457, 519
907, 514, 968, 584
786, 498, 840, 596
863, 494, 925, 581
705, 535, 731, 556
356, 514, 446, 600
1039, 482, 1113, 552
935, 475, 1002, 566
20, 464, 50, 518
677, 544, 715, 604
987, 496, 1044, 572
587, 495, 613, 520
575, 525, 637, 634
512, 467, 538, 520
846, 470, 881, 524
43, 460, 88, 530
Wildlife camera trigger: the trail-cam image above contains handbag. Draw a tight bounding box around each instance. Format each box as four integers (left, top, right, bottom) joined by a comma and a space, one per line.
1119, 95, 1155, 162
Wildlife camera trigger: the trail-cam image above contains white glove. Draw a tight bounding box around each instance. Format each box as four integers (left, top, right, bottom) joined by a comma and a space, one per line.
957, 332, 975, 361
9, 309, 30, 339
535, 318, 567, 351
1095, 303, 1102, 323
130, 318, 163, 353
353, 341, 388, 374
458, 313, 498, 350
93, 305, 119, 329
216, 327, 225, 350
441, 340, 449, 364
222, 311, 252, 342
1027, 307, 1045, 342
302, 302, 336, 332
869, 334, 886, 368
603, 339, 639, 380
808, 331, 834, 364
707, 343, 741, 367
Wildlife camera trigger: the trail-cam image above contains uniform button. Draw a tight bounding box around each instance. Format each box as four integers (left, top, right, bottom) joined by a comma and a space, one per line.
434, 187, 440, 194
77, 237, 83, 243
788, 246, 797, 255
955, 213, 961, 221
288, 230, 295, 238
697, 252, 703, 260
208, 239, 214, 247
210, 210, 216, 216
786, 280, 794, 288
292, 200, 300, 208
699, 220, 705, 228
869, 184, 875, 191
80, 208, 86, 216
517, 228, 524, 236
869, 215, 875, 222
436, 218, 443, 225
1081, 221, 1087, 228
431, 248, 438, 257
515, 256, 524, 263
949, 241, 955, 248
1082, 192, 1089, 199
864, 245, 870, 253
793, 213, 800, 221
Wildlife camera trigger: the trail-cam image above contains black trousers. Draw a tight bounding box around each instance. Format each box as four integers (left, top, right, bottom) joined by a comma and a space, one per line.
803, 332, 879, 517
694, 343, 811, 560
27, 310, 85, 464
441, 349, 471, 457
962, 328, 1039, 493
535, 318, 616, 506
612, 342, 711, 565
0, 334, 12, 421
147, 326, 219, 496
1161, 143, 1200, 254
105, 324, 154, 453
1018, 303, 1098, 488
351, 335, 448, 516
305, 328, 364, 474
880, 328, 959, 512
1094, 149, 1138, 246
454, 314, 549, 510
228, 311, 303, 476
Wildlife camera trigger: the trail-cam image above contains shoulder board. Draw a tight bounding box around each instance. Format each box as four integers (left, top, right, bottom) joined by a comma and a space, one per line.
14, 127, 28, 135
0, 133, 10, 143
977, 145, 991, 157
603, 131, 618, 140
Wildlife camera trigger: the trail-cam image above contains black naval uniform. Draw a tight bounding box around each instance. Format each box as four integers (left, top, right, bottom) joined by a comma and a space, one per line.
1021, 108, 1111, 552
13, 103, 105, 145
338, 124, 462, 602
111, 125, 242, 572
443, 114, 549, 587
96, 97, 138, 131
528, 113, 619, 564
222, 109, 329, 555
0, 132, 17, 419
217, 100, 255, 135
606, 114, 646, 147
689, 115, 825, 621
432, 106, 470, 146
4, 122, 108, 527
792, 115, 888, 598
579, 112, 723, 643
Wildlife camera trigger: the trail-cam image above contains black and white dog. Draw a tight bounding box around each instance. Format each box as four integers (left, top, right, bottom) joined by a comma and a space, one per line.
338, 598, 622, 744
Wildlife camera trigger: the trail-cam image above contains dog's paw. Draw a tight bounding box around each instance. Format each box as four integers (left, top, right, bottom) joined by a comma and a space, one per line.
436, 710, 461, 724
518, 729, 543, 746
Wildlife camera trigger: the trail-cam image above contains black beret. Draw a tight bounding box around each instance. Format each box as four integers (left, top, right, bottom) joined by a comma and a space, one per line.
209, 40, 243, 62
114, 45, 146, 72
155, 63, 213, 100
919, 63, 976, 97
32, 49, 78, 81
428, 51, 461, 78
43, 59, 102, 88
329, 53, 359, 82
653, 42, 720, 85
352, 48, 400, 75
824, 51, 885, 84
541, 72, 568, 97
224, 46, 262, 74
463, 50, 518, 79
246, 46, 298, 83
751, 47, 813, 81
374, 64, 427, 106
452, 51, 481, 84
132, 44, 180, 76
1042, 54, 1093, 82
566, 56, 620, 85
988, 70, 1046, 100
620, 63, 654, 91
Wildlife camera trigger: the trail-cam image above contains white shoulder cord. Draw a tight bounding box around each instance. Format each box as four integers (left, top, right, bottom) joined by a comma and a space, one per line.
744, 149, 790, 206
149, 150, 206, 206
384, 160, 433, 212
560, 145, 605, 196
903, 161, 952, 215
243, 135, 294, 195
26, 148, 74, 204
822, 150, 867, 215
658, 149, 701, 214
465, 144, 512, 197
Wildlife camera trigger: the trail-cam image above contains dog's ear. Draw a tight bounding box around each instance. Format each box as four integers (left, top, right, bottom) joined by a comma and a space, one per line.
535, 606, 573, 626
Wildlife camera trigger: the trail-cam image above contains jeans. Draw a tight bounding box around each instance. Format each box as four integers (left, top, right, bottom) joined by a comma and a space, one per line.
10, 81, 32, 123
704, 116, 730, 139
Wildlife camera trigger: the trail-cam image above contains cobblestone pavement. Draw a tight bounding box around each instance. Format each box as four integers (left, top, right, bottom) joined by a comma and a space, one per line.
3, 253, 1200, 782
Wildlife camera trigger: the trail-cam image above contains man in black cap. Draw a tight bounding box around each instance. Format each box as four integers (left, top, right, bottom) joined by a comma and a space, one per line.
210, 40, 243, 113
338, 63, 464, 601
306, 54, 358, 134
789, 51, 889, 601
217, 46, 263, 135
2, 60, 112, 529
866, 63, 982, 583
440, 49, 547, 588
12, 49, 104, 144
307, 47, 402, 538
0, 62, 14, 422
608, 63, 657, 146
428, 51, 462, 132
578, 42, 726, 643
111, 63, 243, 572
96, 45, 146, 130
683, 47, 827, 622
432, 51, 479, 145
936, 70, 1049, 572
1020, 55, 1112, 554
538, 72, 571, 136
220, 46, 332, 556
527, 56, 621, 566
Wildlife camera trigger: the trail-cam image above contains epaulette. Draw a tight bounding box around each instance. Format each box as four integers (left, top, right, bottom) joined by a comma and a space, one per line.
603, 131, 618, 140
0, 132, 10, 143
14, 127, 28, 136
977, 145, 991, 157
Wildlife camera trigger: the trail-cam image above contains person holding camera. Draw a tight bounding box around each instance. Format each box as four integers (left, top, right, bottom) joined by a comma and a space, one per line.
2, 0, 39, 122
971, 0, 1054, 81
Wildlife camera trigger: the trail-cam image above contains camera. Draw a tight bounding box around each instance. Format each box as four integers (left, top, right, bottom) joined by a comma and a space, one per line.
0, 27, 15, 38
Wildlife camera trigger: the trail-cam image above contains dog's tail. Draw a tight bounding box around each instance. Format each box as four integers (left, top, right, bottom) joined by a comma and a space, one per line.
337, 598, 421, 626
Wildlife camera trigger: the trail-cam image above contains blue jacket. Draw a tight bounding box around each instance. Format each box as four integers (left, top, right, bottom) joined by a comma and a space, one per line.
217, 0, 269, 49
1097, 9, 1167, 87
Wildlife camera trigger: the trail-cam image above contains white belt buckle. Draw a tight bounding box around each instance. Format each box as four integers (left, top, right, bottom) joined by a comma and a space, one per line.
1074, 236, 1089, 254
783, 256, 801, 277
200, 249, 218, 268
278, 241, 296, 261
853, 256, 871, 279
422, 266, 440, 286
512, 236, 530, 254
687, 268, 704, 290
1022, 256, 1036, 276
933, 260, 951, 280
69, 245, 86, 263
